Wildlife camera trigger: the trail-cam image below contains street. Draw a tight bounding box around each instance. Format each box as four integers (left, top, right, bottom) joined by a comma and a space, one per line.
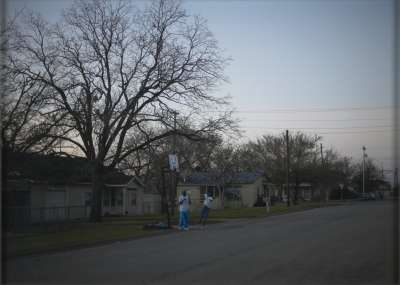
5, 201, 395, 285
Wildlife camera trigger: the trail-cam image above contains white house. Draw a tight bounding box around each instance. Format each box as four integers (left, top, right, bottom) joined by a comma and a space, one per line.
103, 176, 161, 216
4, 152, 161, 227
177, 171, 269, 210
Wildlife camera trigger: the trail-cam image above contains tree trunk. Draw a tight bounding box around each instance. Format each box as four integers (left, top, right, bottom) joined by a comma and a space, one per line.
294, 173, 299, 205
311, 186, 314, 201
2, 145, 9, 232
170, 170, 177, 216
161, 168, 167, 214
90, 161, 105, 223
221, 186, 225, 209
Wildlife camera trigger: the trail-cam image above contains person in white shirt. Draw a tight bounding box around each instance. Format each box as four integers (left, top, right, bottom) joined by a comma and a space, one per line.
199, 193, 213, 226
178, 190, 191, 230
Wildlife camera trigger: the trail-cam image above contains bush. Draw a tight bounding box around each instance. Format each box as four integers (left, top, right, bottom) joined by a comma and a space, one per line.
329, 187, 359, 200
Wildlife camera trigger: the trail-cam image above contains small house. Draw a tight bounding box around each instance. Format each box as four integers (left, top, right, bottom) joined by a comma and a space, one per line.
177, 171, 269, 210
4, 152, 161, 228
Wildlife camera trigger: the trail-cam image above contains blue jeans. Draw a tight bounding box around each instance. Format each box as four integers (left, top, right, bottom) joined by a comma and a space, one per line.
179, 210, 189, 229
200, 206, 210, 224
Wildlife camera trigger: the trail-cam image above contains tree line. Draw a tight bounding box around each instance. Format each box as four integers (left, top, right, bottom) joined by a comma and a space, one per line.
126, 131, 389, 207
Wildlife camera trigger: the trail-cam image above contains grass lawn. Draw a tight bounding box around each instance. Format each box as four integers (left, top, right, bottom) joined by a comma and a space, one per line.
209, 201, 340, 219
5, 223, 159, 257
5, 201, 339, 258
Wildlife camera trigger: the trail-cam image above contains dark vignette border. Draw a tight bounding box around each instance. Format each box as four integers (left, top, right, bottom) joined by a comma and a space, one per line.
0, 0, 6, 283
0, 0, 5, 278
394, 0, 399, 284
0, 0, 397, 284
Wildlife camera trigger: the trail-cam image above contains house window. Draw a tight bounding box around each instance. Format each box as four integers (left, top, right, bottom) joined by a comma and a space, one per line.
208, 186, 219, 198
104, 199, 109, 207
103, 190, 110, 207
131, 192, 137, 206
84, 192, 92, 206
111, 191, 116, 207
117, 191, 122, 206
48, 186, 66, 192
200, 186, 207, 203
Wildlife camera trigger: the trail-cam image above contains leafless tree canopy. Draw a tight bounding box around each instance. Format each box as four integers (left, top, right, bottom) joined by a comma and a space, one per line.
7, 0, 233, 167
4, 0, 235, 221
2, 20, 66, 153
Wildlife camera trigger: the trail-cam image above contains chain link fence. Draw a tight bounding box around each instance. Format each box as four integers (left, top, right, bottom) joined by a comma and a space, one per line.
4, 206, 90, 230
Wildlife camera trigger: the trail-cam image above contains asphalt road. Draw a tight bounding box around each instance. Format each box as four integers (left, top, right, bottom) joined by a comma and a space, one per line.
4, 201, 396, 285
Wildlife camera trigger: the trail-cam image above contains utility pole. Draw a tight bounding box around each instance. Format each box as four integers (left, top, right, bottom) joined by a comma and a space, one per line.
362, 146, 366, 194
170, 111, 178, 216
161, 167, 170, 227
286, 130, 290, 207
172, 111, 177, 153
320, 144, 323, 164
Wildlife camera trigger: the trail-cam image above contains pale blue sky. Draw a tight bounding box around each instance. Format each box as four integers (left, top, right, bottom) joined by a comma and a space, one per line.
7, 0, 395, 178
185, 0, 394, 179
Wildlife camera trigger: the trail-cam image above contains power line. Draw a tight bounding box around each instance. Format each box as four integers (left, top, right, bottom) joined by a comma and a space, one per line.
243, 125, 393, 130
207, 106, 395, 114
244, 129, 392, 135
302, 130, 392, 134
240, 118, 391, 122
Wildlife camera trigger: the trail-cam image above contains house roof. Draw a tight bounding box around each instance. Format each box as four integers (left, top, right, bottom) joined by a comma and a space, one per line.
231, 172, 265, 184
181, 172, 217, 185
126, 176, 145, 189
6, 151, 132, 185
180, 171, 265, 186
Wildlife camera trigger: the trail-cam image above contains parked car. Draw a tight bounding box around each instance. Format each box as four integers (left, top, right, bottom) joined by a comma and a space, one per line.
360, 193, 376, 201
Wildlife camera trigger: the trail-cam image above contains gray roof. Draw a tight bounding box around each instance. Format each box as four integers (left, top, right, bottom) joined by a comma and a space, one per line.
180, 171, 264, 185
231, 172, 265, 184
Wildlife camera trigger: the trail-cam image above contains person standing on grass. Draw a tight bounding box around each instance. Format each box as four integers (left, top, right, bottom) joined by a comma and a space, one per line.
199, 193, 213, 227
178, 190, 191, 230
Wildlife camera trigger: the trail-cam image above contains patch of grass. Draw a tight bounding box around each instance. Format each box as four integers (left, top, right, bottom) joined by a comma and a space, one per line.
5, 201, 339, 258
208, 201, 340, 220
5, 223, 161, 257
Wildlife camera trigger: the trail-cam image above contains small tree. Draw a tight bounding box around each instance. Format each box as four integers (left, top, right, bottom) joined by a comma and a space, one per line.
351, 158, 383, 193
248, 135, 286, 199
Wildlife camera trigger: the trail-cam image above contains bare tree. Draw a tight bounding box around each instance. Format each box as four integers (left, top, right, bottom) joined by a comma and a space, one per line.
351, 158, 383, 193
8, 0, 233, 221
2, 13, 66, 154
244, 132, 321, 203
119, 121, 236, 213
289, 132, 320, 203
247, 134, 286, 199
1, 69, 67, 154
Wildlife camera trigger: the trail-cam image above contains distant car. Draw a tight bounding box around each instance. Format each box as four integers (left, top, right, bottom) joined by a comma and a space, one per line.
360, 193, 370, 201
360, 193, 376, 201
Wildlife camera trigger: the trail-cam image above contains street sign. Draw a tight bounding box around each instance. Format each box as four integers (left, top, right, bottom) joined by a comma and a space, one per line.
168, 154, 179, 171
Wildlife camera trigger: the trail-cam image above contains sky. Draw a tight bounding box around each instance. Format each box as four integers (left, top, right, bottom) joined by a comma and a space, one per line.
7, 0, 396, 182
